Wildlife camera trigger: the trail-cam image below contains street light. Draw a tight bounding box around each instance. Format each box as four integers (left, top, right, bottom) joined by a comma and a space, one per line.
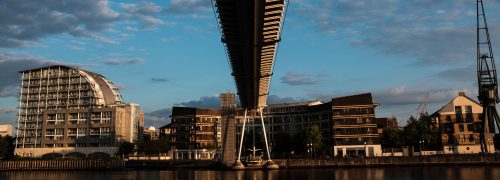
364, 141, 367, 157
419, 140, 425, 155
307, 143, 313, 159
422, 140, 425, 152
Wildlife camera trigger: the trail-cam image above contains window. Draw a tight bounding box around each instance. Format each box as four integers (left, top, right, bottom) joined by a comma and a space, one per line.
455, 106, 463, 122
446, 115, 451, 122
465, 106, 473, 122
357, 118, 363, 124
459, 124, 464, 132
467, 124, 476, 132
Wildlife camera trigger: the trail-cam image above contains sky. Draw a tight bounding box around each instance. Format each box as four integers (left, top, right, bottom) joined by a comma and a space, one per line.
2, 0, 500, 128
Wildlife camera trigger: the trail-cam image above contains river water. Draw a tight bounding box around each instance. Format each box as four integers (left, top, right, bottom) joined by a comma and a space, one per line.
0, 166, 499, 180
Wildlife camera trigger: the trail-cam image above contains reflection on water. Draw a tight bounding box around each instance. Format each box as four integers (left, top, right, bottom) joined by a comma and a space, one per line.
0, 166, 499, 180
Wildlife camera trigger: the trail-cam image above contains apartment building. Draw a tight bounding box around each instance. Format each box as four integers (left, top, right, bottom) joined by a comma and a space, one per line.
170, 107, 221, 160
15, 65, 143, 158
431, 92, 495, 154
331, 93, 381, 157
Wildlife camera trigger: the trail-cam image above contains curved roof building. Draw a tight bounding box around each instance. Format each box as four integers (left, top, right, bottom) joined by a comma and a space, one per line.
18, 65, 123, 109
15, 65, 143, 157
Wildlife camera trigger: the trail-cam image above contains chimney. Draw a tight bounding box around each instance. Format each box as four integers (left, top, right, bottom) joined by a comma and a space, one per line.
458, 92, 466, 96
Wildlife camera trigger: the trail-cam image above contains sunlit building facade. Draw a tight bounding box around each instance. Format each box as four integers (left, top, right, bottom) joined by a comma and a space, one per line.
431, 92, 494, 154
167, 92, 385, 159
0, 124, 13, 137
15, 65, 144, 158
170, 107, 222, 160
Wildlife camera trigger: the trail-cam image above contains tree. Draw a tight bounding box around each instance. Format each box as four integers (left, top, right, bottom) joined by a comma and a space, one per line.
306, 125, 323, 156
117, 141, 135, 156
139, 137, 170, 155
380, 127, 403, 150
0, 135, 14, 160
400, 113, 441, 151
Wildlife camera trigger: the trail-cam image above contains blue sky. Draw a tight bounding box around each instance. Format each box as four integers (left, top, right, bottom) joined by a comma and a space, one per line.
1, 0, 500, 128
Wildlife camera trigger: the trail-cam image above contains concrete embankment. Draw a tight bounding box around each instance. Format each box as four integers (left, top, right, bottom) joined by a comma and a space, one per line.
1, 155, 499, 170
124, 155, 500, 169
0, 159, 124, 171
125, 160, 218, 169
274, 155, 500, 168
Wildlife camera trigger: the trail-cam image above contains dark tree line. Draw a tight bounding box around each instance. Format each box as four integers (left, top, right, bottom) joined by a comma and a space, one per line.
273, 124, 324, 158
117, 137, 170, 156
0, 135, 15, 160
380, 113, 441, 152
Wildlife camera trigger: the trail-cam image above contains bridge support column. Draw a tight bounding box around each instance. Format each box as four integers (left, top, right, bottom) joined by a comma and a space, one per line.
258, 107, 279, 169
232, 108, 247, 169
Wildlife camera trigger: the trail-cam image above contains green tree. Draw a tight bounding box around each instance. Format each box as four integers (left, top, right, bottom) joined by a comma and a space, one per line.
401, 113, 441, 151
306, 125, 323, 155
380, 127, 403, 150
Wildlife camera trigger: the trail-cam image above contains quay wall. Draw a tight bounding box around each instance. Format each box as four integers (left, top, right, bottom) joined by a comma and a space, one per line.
275, 155, 500, 168
1, 155, 500, 170
0, 159, 124, 171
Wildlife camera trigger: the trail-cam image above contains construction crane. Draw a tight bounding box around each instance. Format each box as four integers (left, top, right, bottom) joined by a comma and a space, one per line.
476, 0, 500, 153
414, 92, 430, 117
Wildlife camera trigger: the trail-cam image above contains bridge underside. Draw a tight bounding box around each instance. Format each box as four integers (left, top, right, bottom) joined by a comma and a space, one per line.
214, 0, 286, 110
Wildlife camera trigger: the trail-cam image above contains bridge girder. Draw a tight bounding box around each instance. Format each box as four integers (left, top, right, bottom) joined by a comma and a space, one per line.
214, 0, 287, 110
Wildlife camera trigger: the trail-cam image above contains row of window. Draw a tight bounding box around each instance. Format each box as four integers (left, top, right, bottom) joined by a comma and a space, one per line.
23, 68, 80, 79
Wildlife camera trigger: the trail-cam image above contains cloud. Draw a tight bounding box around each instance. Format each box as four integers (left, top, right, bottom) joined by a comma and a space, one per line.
0, 108, 16, 113
165, 0, 211, 14
304, 85, 474, 124
143, 94, 305, 128
0, 0, 187, 48
0, 52, 61, 97
295, 0, 500, 65
280, 72, 328, 86
373, 86, 464, 106
0, 0, 119, 47
174, 96, 221, 108
144, 108, 172, 129
434, 64, 476, 82
144, 95, 220, 128
120, 2, 174, 28
267, 95, 308, 104
151, 78, 168, 82
104, 58, 144, 65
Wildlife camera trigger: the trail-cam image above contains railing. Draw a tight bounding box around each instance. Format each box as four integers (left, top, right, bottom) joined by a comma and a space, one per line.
0, 160, 126, 171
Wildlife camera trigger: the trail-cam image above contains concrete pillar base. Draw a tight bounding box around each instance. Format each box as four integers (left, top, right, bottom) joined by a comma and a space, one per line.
264, 160, 279, 170
232, 160, 245, 170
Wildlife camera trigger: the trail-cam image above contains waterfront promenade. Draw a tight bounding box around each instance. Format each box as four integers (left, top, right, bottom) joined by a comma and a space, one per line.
2, 154, 498, 171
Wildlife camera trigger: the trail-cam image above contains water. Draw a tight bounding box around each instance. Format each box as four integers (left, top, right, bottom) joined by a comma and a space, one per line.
0, 166, 499, 180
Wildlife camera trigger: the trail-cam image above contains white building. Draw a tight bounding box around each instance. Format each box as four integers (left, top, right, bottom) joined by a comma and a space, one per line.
0, 124, 13, 137
15, 65, 144, 158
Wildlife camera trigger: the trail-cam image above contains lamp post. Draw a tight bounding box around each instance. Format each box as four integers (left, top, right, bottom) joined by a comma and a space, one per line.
422, 140, 425, 153
419, 140, 425, 155
307, 143, 313, 159
364, 141, 367, 157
